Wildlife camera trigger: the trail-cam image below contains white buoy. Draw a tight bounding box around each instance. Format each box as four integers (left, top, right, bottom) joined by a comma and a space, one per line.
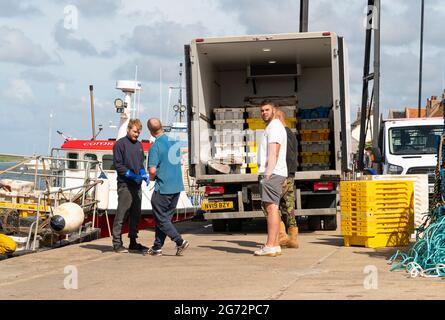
95, 178, 110, 210
50, 202, 84, 234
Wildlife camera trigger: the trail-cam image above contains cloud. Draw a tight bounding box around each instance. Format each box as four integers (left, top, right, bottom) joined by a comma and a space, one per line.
69, 0, 122, 17
113, 56, 182, 84
21, 69, 58, 82
0, 27, 55, 66
1, 79, 35, 105
216, 0, 300, 34
54, 20, 117, 57
0, 2, 41, 17
126, 20, 208, 58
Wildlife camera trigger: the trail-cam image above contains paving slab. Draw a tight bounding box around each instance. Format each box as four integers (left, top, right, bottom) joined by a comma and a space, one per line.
0, 220, 443, 300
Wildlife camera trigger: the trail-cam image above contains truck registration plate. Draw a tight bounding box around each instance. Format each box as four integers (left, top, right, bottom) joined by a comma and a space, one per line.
201, 201, 233, 211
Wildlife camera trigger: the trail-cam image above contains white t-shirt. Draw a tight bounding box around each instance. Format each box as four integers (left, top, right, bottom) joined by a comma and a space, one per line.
257, 119, 288, 177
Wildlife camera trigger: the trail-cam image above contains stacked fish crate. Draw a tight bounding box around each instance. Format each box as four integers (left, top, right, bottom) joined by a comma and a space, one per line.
299, 106, 331, 171
212, 107, 246, 172
245, 105, 297, 173
340, 180, 414, 248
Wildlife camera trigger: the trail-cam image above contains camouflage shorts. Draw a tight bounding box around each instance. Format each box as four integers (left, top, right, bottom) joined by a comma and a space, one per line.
279, 177, 297, 228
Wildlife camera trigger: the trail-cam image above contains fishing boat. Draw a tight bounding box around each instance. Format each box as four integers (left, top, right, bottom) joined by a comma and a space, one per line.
0, 78, 202, 258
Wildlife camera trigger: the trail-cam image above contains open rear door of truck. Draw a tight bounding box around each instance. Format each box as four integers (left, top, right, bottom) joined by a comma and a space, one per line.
338, 36, 352, 172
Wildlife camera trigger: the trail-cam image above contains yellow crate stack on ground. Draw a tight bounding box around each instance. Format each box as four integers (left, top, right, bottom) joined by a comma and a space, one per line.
340, 180, 414, 248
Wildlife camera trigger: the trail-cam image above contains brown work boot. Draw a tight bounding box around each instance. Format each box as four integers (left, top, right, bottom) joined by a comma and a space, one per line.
279, 221, 289, 247
287, 226, 299, 248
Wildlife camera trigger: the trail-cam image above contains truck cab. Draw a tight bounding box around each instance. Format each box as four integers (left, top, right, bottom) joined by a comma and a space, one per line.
381, 118, 443, 193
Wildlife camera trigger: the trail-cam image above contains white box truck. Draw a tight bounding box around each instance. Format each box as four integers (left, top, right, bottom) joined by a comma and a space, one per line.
184, 31, 352, 232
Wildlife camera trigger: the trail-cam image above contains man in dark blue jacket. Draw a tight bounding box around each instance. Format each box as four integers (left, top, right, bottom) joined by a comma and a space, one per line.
112, 119, 149, 253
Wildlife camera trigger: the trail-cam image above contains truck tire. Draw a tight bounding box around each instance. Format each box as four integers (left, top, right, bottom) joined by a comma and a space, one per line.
212, 219, 227, 232
323, 215, 337, 230
227, 219, 242, 232
308, 216, 322, 231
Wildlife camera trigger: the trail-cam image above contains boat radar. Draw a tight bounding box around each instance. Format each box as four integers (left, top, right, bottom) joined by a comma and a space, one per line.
114, 80, 142, 140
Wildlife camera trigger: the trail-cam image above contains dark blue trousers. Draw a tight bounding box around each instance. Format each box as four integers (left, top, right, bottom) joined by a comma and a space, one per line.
151, 191, 183, 249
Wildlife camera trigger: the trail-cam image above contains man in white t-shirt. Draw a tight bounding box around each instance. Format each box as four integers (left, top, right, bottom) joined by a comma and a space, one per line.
254, 100, 288, 257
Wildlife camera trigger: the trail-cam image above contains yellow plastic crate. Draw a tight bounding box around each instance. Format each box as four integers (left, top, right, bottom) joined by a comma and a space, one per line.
248, 163, 258, 173
285, 117, 297, 128
246, 118, 266, 130
246, 118, 297, 130
300, 129, 330, 142
246, 144, 257, 153
340, 180, 414, 247
300, 151, 330, 164
343, 232, 410, 248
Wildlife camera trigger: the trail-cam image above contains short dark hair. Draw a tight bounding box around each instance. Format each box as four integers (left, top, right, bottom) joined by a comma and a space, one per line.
260, 99, 279, 108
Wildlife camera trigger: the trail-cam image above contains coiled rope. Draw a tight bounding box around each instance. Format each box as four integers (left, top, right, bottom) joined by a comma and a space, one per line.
387, 117, 445, 278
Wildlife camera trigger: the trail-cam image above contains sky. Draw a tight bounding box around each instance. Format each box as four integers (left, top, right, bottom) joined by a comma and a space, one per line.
1, 0, 444, 155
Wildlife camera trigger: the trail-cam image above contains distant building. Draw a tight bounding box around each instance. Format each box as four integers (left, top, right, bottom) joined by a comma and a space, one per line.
426, 90, 445, 117
351, 108, 373, 153
387, 107, 426, 119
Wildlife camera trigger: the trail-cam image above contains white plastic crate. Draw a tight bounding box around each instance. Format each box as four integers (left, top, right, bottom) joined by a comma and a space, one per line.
300, 119, 330, 130
213, 142, 246, 156
367, 174, 429, 230
246, 107, 261, 118
213, 155, 245, 165
214, 119, 245, 131
300, 163, 330, 171
213, 130, 245, 144
246, 152, 257, 164
280, 106, 297, 118
301, 141, 330, 152
9, 236, 39, 251
245, 129, 264, 144
214, 107, 245, 120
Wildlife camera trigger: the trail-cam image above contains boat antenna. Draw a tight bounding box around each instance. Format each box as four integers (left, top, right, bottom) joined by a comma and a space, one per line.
133, 65, 138, 118
170, 63, 186, 123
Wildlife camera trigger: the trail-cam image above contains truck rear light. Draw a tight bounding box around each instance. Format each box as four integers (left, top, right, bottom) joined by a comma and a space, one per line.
195, 38, 204, 42
314, 182, 334, 191
205, 186, 225, 196
322, 32, 331, 36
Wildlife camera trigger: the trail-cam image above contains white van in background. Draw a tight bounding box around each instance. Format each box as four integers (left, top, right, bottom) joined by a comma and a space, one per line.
381, 117, 443, 193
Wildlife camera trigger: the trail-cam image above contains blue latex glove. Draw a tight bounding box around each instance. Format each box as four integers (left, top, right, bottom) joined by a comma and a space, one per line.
124, 169, 142, 184
139, 168, 149, 185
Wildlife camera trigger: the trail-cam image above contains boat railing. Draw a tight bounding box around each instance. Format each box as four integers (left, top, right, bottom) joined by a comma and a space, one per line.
0, 154, 105, 250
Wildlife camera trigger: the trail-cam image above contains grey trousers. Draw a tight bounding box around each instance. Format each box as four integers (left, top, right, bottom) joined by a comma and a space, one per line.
112, 183, 142, 247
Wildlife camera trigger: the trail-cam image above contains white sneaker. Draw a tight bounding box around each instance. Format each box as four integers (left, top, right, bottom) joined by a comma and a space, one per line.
274, 246, 282, 256
254, 245, 277, 257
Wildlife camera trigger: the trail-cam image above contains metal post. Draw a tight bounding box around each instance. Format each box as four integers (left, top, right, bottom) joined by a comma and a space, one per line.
358, 0, 375, 170
48, 112, 53, 155
373, 0, 381, 149
299, 0, 309, 32
418, 0, 425, 118
179, 63, 184, 123
89, 85, 96, 140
